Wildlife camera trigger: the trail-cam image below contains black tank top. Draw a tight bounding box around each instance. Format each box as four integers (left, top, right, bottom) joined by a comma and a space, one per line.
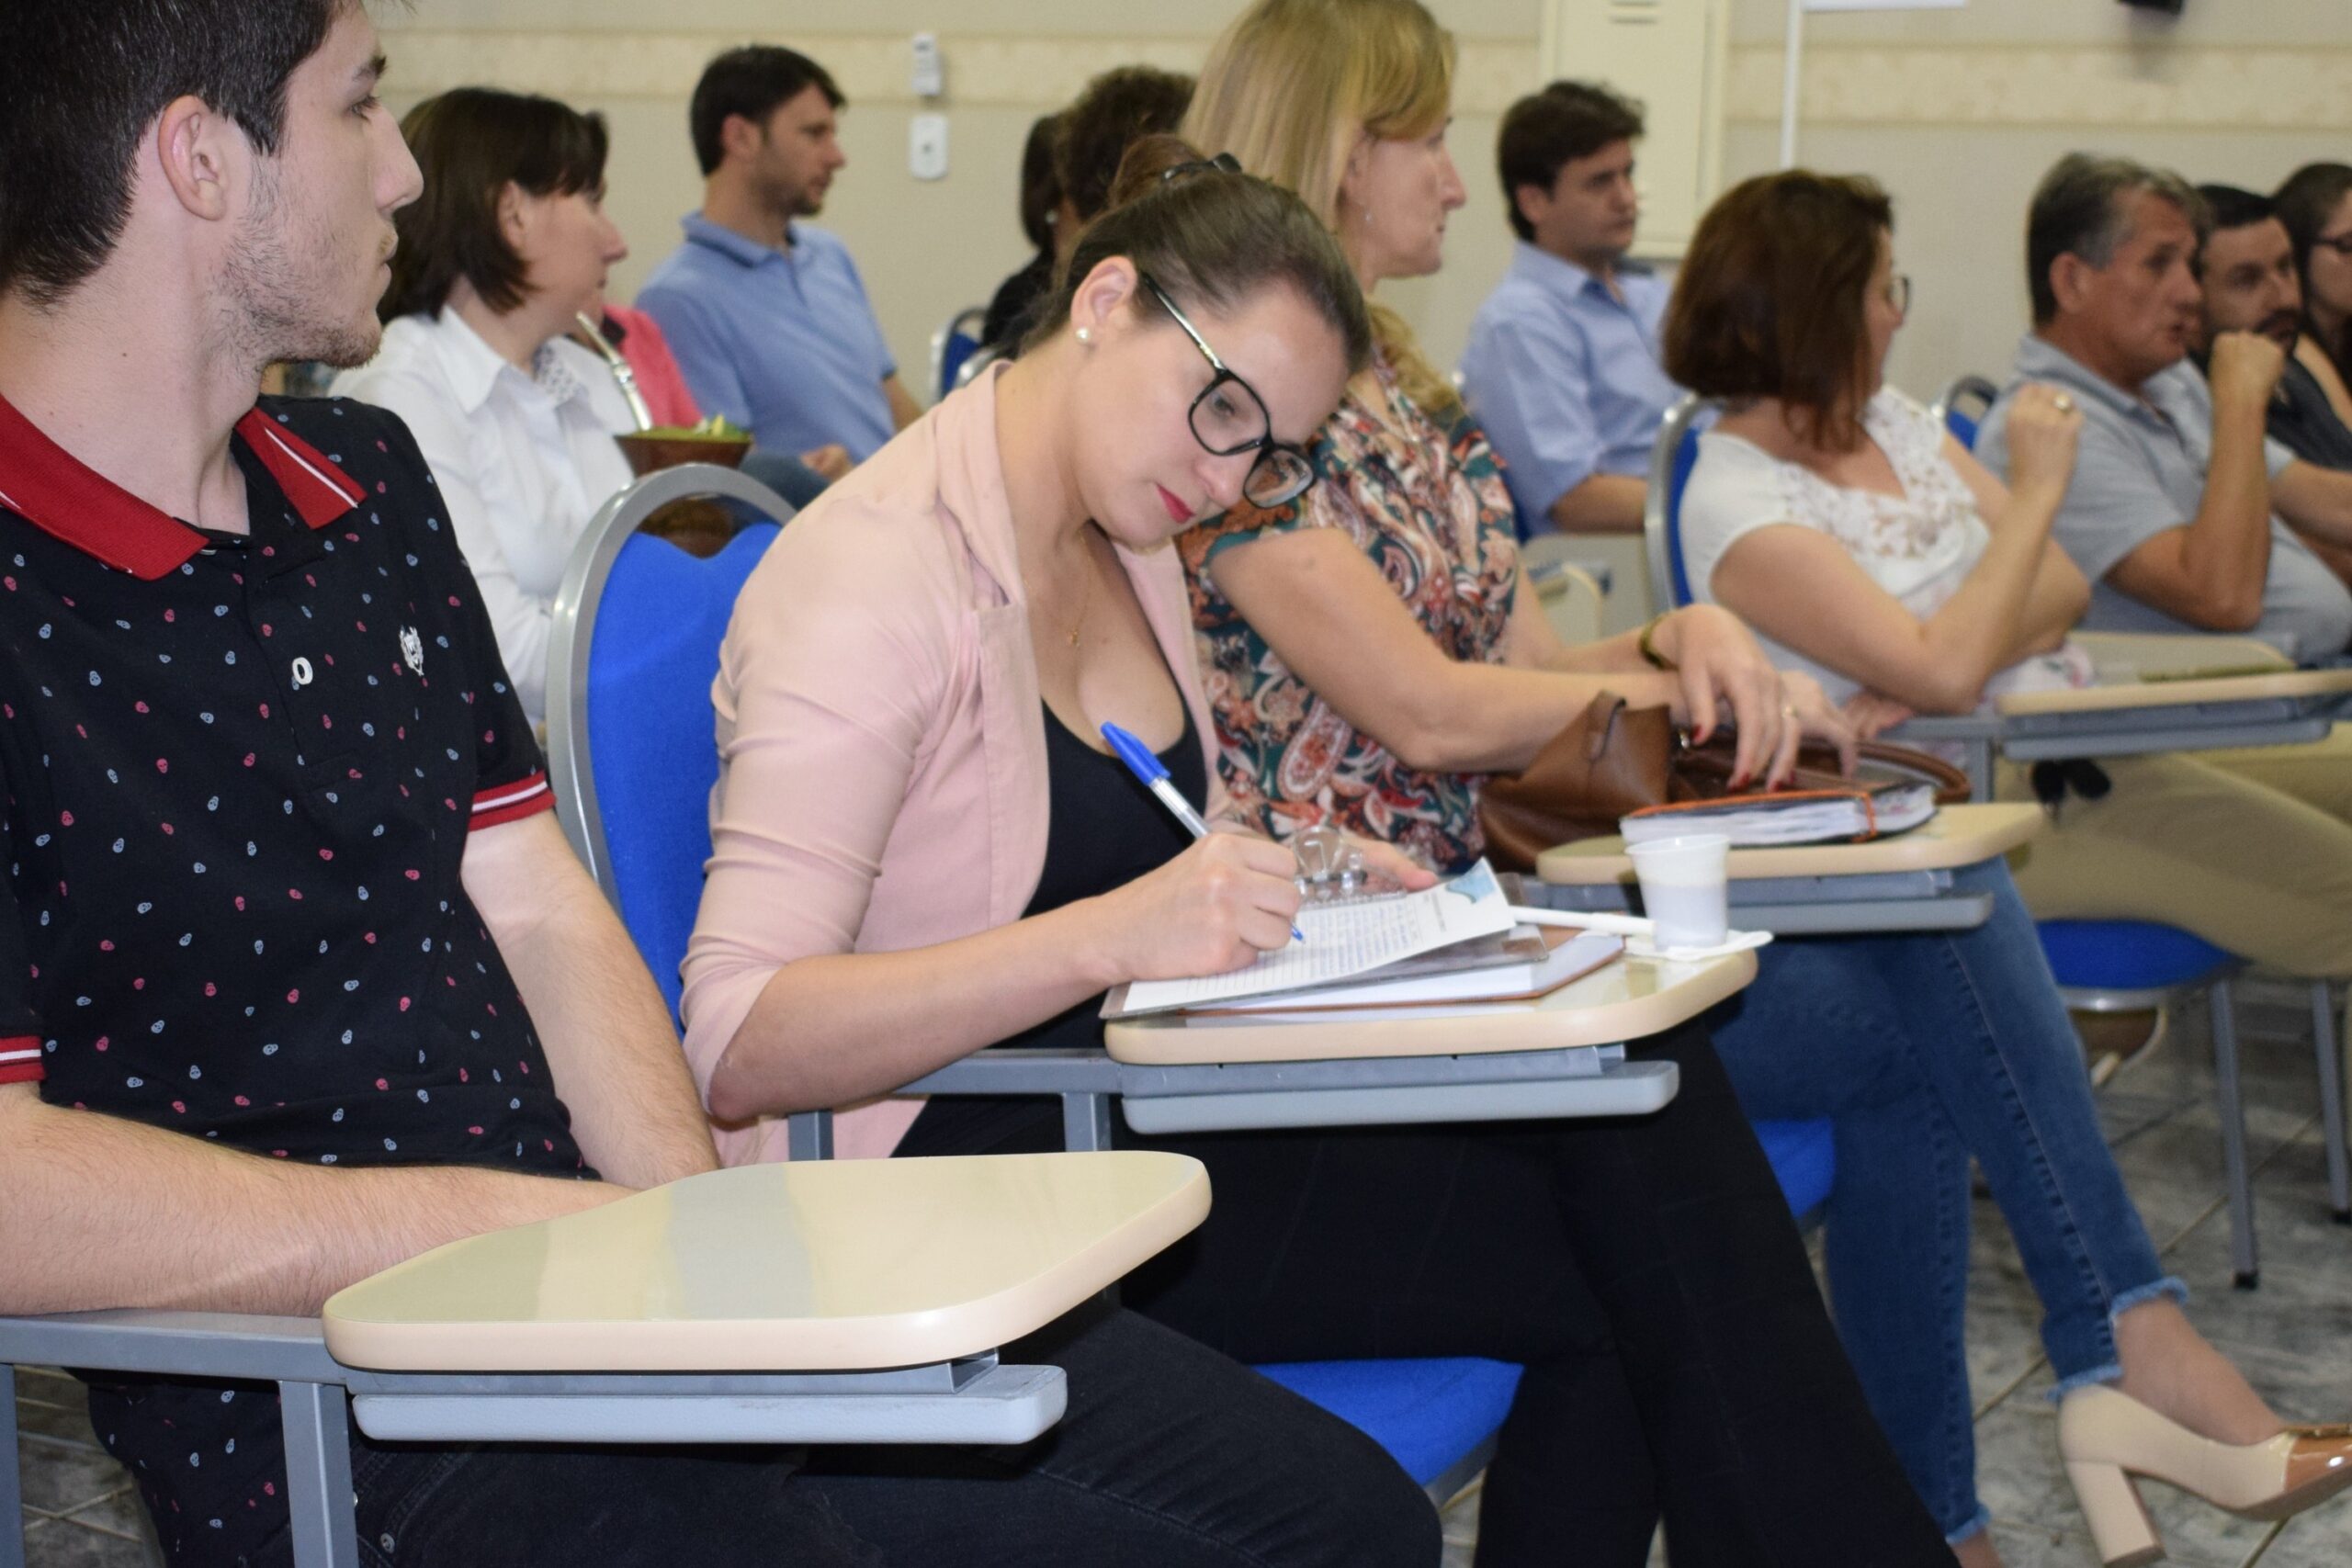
998, 702, 1204, 1052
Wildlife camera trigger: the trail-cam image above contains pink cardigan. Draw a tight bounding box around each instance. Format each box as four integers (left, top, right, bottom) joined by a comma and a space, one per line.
680, 365, 1227, 1165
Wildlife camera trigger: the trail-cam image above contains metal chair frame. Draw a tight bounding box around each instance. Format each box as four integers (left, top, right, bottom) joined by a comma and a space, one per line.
928, 305, 989, 404
1928, 374, 2000, 445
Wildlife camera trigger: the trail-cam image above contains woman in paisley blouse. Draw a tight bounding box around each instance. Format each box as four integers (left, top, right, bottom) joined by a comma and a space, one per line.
1180, 11, 2352, 1557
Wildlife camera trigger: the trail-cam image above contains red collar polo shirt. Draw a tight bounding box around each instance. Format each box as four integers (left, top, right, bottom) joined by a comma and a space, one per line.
0, 390, 594, 1562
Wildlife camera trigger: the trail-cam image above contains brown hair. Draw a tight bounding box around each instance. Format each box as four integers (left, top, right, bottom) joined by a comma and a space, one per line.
1054, 67, 1195, 227
1024, 133, 1372, 374
382, 87, 608, 321
1663, 170, 1893, 453
1496, 81, 1645, 243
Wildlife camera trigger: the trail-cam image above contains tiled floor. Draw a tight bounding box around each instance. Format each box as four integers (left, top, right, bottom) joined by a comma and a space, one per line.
1441, 982, 2352, 1567
16, 987, 2352, 1568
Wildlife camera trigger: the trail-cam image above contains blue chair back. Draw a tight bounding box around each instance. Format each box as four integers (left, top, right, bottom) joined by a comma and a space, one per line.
1753, 1117, 1837, 1221
1642, 395, 1708, 613
587, 526, 778, 1013
1931, 374, 2000, 454
547, 465, 794, 1015
932, 306, 988, 403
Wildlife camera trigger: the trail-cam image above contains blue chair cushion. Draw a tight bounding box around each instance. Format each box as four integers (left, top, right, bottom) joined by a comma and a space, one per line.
1752, 1117, 1837, 1218
2036, 919, 2237, 993
1253, 1358, 1523, 1488
1945, 409, 1981, 451
586, 522, 781, 1016
939, 331, 981, 400
1664, 423, 1701, 607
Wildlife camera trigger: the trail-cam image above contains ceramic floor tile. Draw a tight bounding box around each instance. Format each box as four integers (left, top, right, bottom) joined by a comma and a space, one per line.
2246, 1501, 2352, 1566
9, 1396, 104, 1453
1979, 1517, 2105, 1568
61, 1486, 149, 1542
20, 1517, 151, 1568
16, 1435, 133, 1518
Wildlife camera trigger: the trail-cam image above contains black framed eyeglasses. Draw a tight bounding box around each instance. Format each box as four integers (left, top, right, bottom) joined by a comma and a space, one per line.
1137, 271, 1318, 510
1886, 274, 1913, 315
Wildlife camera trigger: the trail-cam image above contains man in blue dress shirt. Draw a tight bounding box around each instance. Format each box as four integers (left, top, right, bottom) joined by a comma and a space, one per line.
637, 47, 922, 475
1459, 82, 1680, 537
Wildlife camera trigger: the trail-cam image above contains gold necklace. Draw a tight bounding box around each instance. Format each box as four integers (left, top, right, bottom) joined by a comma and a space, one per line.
1065, 553, 1097, 647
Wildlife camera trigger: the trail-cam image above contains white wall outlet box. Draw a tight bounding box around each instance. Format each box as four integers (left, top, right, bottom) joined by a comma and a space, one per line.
910, 113, 949, 180
910, 32, 944, 98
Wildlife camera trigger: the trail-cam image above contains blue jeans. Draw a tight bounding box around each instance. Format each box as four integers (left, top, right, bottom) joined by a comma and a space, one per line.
1709, 860, 2184, 1543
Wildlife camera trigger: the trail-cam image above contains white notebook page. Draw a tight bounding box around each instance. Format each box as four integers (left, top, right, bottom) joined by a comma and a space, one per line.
1110, 861, 1520, 1016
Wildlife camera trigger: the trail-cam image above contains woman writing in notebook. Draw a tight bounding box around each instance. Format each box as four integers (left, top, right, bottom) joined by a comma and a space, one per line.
681, 134, 1959, 1564
1170, 6, 2352, 1564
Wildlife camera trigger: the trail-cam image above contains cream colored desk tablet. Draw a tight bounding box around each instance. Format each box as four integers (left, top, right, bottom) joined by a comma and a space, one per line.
1082, 951, 1754, 1134
1531, 803, 2045, 936
0, 1153, 1205, 1568
1994, 667, 2352, 761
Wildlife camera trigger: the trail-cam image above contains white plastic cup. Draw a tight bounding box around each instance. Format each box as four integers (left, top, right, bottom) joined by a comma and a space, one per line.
1626, 833, 1731, 952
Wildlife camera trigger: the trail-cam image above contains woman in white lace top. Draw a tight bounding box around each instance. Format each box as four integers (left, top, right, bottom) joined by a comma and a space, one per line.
1661, 170, 2352, 1568
1672, 171, 2352, 983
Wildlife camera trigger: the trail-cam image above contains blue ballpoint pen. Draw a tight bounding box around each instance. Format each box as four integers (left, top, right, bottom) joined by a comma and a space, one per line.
1102, 721, 1303, 943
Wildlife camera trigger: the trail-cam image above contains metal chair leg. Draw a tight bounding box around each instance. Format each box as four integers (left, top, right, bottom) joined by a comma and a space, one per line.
280, 1381, 358, 1568
2210, 980, 2260, 1289
786, 1109, 835, 1161
1062, 1092, 1114, 1153
2, 1364, 23, 1568
2314, 981, 2352, 1224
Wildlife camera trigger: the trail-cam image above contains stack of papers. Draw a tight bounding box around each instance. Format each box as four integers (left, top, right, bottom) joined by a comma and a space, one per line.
1104, 861, 1618, 1020
1620, 784, 1936, 848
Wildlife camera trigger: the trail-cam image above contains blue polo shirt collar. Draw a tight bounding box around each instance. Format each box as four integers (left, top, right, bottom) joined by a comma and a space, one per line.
1509, 241, 1650, 308
2013, 333, 2170, 428
680, 210, 799, 271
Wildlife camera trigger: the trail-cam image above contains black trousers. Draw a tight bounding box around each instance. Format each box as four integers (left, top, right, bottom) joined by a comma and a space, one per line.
899, 1021, 1956, 1568
126, 1298, 1439, 1567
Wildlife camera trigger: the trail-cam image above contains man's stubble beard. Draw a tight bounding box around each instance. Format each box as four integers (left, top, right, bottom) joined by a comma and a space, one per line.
219, 158, 385, 374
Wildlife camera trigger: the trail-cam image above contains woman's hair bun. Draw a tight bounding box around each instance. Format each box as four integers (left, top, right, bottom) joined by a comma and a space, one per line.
1102, 133, 1216, 213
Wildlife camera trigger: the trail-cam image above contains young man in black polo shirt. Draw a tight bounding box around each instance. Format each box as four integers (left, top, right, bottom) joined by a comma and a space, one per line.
0, 5, 1435, 1564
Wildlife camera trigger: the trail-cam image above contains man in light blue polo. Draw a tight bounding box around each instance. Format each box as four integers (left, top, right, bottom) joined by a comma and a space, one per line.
637, 46, 922, 475
1459, 81, 1678, 537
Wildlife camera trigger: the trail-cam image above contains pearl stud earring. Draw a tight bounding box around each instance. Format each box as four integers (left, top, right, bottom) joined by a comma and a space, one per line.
1076, 326, 1092, 344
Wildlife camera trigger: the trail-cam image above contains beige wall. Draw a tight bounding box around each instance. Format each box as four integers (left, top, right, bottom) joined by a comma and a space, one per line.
373, 2, 1546, 399
375, 0, 2352, 412
1721, 0, 2352, 398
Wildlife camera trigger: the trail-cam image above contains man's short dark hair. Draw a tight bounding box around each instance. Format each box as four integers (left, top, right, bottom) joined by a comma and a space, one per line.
1496, 81, 1645, 243
0, 0, 356, 306
2025, 152, 2204, 326
1053, 67, 1195, 227
381, 88, 609, 321
689, 46, 844, 178
2197, 184, 2274, 238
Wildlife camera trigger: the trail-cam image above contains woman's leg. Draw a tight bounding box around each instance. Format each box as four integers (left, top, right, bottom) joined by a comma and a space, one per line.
1712, 942, 1988, 1547
1535, 1021, 1958, 1567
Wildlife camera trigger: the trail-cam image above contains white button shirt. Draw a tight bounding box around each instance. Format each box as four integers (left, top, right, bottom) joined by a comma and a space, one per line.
332, 308, 636, 723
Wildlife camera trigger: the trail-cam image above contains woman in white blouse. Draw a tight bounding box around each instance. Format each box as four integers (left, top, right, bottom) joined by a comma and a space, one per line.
1674, 169, 2352, 987
1667, 170, 2352, 1568
334, 87, 634, 726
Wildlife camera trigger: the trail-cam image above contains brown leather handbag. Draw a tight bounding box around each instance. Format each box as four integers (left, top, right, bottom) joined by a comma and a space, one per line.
1476, 692, 1973, 874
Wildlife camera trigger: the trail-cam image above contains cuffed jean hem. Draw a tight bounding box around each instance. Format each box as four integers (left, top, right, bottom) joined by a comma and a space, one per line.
2046, 1274, 2191, 1402
1945, 1504, 1994, 1547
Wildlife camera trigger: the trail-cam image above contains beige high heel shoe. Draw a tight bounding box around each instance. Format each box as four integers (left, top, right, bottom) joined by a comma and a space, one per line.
2059, 1384, 2352, 1565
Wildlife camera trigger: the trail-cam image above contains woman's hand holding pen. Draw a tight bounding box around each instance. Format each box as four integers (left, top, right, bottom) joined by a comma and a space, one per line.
1090, 834, 1304, 983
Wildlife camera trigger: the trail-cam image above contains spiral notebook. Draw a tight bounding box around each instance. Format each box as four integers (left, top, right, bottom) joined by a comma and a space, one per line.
1102, 861, 1522, 1019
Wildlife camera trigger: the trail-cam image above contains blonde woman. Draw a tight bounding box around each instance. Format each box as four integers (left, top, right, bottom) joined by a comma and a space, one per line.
1177, 7, 2352, 1565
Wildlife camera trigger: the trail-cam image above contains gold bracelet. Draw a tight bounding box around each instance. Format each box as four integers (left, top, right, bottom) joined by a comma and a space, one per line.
1638, 613, 1677, 671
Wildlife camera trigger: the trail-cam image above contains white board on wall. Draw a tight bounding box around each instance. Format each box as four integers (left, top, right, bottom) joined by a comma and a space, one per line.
1804, 0, 1965, 10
